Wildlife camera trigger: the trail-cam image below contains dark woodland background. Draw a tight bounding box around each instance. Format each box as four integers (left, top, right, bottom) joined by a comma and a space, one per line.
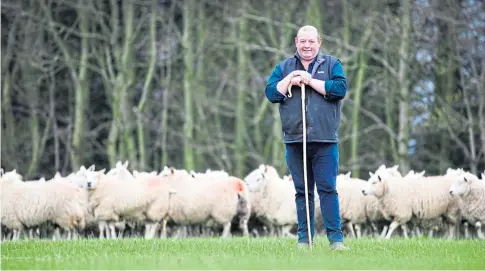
1, 0, 484, 180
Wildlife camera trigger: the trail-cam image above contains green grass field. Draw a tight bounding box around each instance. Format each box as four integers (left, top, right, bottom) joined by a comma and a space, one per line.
1, 237, 484, 270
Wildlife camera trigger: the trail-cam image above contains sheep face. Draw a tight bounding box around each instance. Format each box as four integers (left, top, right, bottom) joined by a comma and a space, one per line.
244, 169, 266, 192
450, 176, 471, 197
84, 170, 103, 190
450, 172, 479, 196
362, 172, 383, 197
159, 166, 175, 177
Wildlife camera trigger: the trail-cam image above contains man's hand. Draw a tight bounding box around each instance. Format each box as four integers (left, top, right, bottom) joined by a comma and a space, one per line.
290, 75, 304, 87
292, 70, 312, 84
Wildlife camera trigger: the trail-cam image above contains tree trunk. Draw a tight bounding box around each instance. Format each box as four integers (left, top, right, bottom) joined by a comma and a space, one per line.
70, 3, 90, 170
119, 0, 136, 168
350, 17, 373, 178
183, 0, 196, 170
136, 0, 157, 171
234, 0, 248, 178
397, 0, 412, 174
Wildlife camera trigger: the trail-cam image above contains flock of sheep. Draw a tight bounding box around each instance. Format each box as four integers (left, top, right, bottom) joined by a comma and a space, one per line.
1, 161, 484, 242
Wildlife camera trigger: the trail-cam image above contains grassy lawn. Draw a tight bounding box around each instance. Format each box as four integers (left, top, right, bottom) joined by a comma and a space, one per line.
1, 237, 484, 270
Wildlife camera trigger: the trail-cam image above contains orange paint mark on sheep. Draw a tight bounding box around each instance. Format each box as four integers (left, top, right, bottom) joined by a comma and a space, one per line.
233, 178, 244, 192
147, 178, 160, 188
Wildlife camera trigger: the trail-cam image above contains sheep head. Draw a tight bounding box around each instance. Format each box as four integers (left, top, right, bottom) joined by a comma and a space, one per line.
362, 171, 384, 197
449, 170, 479, 197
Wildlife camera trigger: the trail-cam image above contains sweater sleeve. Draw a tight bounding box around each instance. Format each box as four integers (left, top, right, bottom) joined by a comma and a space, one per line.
265, 64, 288, 103
323, 60, 347, 101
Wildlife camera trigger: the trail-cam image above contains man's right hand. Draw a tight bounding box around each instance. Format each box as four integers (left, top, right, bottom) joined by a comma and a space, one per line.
290, 75, 303, 87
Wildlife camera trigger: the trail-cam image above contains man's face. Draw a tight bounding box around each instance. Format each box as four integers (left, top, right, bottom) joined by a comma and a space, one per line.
295, 31, 321, 61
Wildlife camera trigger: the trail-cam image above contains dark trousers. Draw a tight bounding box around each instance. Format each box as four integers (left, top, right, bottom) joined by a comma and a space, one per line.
285, 142, 344, 244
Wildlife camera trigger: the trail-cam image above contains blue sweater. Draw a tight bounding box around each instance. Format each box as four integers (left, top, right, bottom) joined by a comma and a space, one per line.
265, 58, 347, 103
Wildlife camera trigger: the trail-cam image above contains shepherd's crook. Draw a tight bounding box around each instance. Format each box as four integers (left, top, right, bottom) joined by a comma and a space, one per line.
287, 83, 312, 249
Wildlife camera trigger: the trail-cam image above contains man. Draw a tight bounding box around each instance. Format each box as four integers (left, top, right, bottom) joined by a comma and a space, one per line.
264, 25, 349, 251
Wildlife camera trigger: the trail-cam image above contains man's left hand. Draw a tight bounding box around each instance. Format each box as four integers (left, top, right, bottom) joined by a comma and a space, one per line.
292, 71, 312, 84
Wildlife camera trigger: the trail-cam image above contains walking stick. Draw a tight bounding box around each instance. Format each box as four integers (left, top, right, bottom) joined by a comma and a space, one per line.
288, 83, 312, 248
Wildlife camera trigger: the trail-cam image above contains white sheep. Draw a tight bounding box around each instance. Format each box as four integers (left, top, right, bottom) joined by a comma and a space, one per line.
336, 171, 386, 238
449, 169, 485, 239
1, 169, 25, 240
362, 172, 460, 239
244, 164, 297, 238
81, 165, 173, 239
162, 167, 249, 238
1, 170, 88, 241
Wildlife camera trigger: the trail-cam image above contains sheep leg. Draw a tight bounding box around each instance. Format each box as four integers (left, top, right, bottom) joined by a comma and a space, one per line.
5, 230, 12, 241
144, 223, 152, 239
150, 222, 160, 239
355, 224, 362, 239
347, 222, 356, 238
52, 228, 61, 241
380, 225, 389, 238
144, 222, 159, 239
385, 221, 400, 239
447, 224, 456, 239
428, 229, 434, 239
12, 229, 20, 240
413, 225, 422, 237
67, 229, 72, 240
108, 223, 117, 239
268, 225, 275, 236
282, 225, 296, 238
116, 222, 126, 238
463, 222, 470, 239
221, 222, 231, 238
475, 222, 484, 239
239, 218, 249, 237
174, 226, 186, 239
400, 224, 409, 239
160, 219, 167, 238
98, 221, 105, 239
370, 222, 379, 237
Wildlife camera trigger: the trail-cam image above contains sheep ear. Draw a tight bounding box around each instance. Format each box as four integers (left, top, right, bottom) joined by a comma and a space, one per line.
345, 171, 351, 178
123, 161, 129, 168
369, 172, 374, 177
170, 167, 175, 174
87, 165, 95, 171
0, 168, 4, 176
